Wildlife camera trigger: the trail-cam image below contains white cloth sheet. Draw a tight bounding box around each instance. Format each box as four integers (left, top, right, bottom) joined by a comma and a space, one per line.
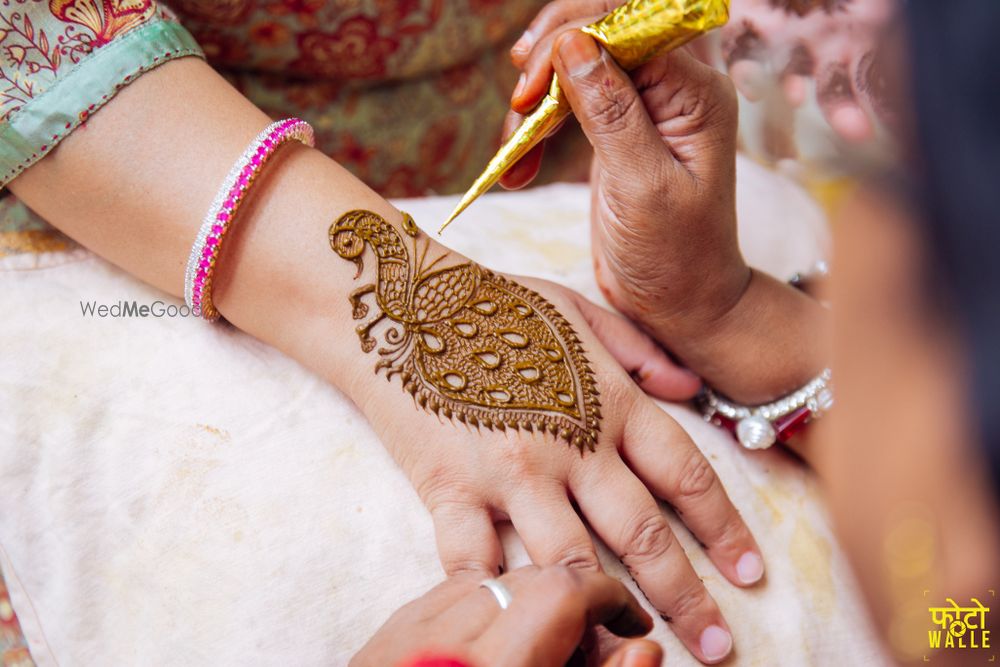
0, 156, 888, 665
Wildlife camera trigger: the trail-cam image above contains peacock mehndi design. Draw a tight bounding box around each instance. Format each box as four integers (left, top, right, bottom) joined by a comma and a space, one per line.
329, 209, 601, 452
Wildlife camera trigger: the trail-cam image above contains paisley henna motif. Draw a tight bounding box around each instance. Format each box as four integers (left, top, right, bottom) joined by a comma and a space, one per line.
329, 209, 601, 452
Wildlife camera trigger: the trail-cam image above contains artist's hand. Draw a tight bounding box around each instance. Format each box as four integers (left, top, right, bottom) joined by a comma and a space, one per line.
720, 0, 895, 143
339, 247, 763, 663
505, 28, 750, 355
505, 0, 893, 154
352, 566, 664, 667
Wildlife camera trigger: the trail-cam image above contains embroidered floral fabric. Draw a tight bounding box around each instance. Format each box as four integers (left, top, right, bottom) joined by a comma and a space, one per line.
0, 2, 202, 185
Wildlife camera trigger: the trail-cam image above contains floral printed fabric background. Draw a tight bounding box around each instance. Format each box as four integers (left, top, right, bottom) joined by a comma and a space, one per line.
172, 0, 573, 197
1, 0, 563, 199
1, 0, 590, 261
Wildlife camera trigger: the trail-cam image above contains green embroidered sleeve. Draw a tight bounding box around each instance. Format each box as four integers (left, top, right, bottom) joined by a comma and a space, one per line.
0, 2, 203, 187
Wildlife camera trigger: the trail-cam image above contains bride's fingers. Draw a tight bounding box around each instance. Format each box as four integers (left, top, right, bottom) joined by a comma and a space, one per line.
621, 404, 764, 589
508, 485, 602, 571
570, 459, 733, 664
430, 499, 503, 576
571, 292, 702, 401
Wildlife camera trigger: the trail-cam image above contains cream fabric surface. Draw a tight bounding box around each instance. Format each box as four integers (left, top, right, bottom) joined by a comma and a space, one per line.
0, 157, 888, 666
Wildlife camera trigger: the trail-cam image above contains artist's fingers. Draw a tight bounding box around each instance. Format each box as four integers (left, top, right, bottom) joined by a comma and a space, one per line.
778, 43, 815, 107
570, 458, 733, 664
429, 498, 503, 576
508, 485, 602, 571
781, 74, 808, 107
390, 571, 494, 628
721, 19, 767, 101
510, 0, 620, 67
431, 565, 545, 642
553, 32, 668, 186
570, 291, 701, 401
600, 639, 665, 667
512, 16, 603, 114
498, 108, 546, 190
470, 566, 653, 665
621, 402, 764, 589
728, 60, 767, 102
816, 60, 873, 142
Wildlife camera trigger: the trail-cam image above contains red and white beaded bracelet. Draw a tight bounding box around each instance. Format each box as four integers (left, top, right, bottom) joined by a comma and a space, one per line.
184, 118, 314, 321
701, 369, 834, 450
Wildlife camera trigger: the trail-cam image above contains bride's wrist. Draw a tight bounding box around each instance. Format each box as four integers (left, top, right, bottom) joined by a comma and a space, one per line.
207, 144, 410, 402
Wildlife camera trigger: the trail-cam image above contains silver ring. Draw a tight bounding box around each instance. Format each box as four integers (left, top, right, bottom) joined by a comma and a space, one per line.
479, 578, 513, 610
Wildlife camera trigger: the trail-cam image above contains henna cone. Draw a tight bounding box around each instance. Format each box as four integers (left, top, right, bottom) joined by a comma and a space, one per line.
439, 0, 730, 233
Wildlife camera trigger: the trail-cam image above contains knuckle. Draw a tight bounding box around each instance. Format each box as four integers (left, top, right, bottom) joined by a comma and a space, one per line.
715, 511, 750, 550
620, 512, 674, 566
496, 443, 547, 480
665, 579, 712, 621
442, 558, 492, 577
675, 449, 719, 502
594, 370, 636, 412
417, 469, 480, 512
534, 0, 573, 32
553, 545, 601, 571
589, 82, 640, 135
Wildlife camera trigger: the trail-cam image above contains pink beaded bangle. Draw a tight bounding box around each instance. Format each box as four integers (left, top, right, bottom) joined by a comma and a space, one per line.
184, 118, 314, 321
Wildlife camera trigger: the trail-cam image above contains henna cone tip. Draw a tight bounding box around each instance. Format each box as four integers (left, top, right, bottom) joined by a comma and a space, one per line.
438, 189, 480, 234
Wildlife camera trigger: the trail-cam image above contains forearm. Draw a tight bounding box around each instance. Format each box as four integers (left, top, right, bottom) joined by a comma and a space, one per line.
9, 57, 397, 397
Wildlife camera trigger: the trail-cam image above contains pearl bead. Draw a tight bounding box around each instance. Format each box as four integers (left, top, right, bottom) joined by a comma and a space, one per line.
736, 415, 777, 450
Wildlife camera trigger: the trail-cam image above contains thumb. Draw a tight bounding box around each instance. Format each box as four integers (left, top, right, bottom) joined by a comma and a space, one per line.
552, 31, 665, 178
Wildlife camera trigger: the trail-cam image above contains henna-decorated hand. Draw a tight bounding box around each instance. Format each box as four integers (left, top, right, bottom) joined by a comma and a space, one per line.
330, 211, 762, 665
352, 566, 662, 667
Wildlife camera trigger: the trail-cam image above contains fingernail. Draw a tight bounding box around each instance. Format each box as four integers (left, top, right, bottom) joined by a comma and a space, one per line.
557, 31, 601, 76
511, 73, 526, 102
736, 551, 764, 585
623, 644, 661, 667
699, 625, 732, 663
511, 30, 534, 56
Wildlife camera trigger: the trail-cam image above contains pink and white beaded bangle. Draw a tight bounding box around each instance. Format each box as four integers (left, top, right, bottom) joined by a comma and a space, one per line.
184, 118, 314, 321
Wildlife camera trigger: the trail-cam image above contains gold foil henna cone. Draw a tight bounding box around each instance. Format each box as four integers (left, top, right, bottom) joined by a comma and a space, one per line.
439, 0, 730, 233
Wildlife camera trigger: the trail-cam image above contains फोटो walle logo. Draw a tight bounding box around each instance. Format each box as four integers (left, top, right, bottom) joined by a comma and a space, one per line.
925, 593, 993, 660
